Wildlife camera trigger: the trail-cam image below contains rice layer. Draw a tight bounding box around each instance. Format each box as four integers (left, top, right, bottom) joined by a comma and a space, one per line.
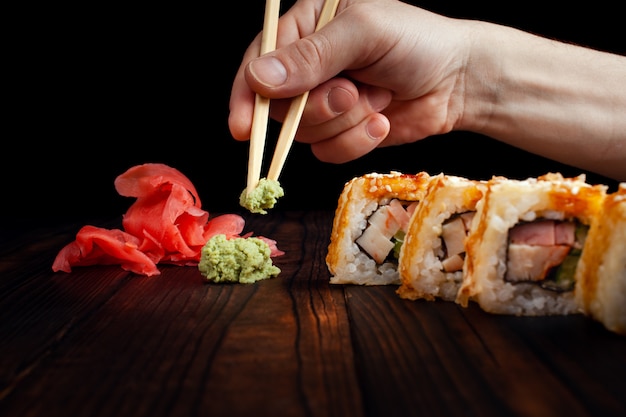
397, 174, 486, 301
575, 183, 626, 334
456, 173, 607, 316
326, 171, 431, 285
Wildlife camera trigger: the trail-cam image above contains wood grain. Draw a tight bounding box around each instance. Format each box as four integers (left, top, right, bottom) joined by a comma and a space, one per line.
0, 211, 624, 417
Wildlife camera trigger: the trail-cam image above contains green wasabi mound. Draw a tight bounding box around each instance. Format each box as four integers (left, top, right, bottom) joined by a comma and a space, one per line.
198, 234, 280, 284
239, 178, 284, 214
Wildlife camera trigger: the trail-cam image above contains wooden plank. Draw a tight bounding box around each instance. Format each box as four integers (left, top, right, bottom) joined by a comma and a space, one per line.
345, 285, 626, 416
0, 211, 362, 417
199, 211, 362, 417
0, 211, 625, 417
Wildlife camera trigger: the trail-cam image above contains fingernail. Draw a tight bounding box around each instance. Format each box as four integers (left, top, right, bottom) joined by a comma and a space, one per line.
249, 56, 288, 87
368, 89, 392, 112
366, 118, 388, 141
327, 87, 354, 114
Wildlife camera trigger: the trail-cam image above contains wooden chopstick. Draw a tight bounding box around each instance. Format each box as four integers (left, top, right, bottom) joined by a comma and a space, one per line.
246, 0, 281, 195
267, 0, 341, 182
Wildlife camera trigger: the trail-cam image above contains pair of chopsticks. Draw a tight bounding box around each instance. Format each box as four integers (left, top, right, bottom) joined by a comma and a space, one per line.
246, 0, 341, 195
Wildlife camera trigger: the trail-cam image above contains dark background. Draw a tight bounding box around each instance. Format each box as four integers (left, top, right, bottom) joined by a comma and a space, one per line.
4, 1, 623, 229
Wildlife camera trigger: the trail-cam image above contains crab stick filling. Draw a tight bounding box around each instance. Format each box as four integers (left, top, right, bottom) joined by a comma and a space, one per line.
439, 212, 475, 272
505, 219, 586, 291
356, 199, 418, 264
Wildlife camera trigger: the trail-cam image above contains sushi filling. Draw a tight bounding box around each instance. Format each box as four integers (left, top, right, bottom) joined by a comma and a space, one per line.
504, 219, 588, 292
439, 212, 475, 273
356, 199, 418, 264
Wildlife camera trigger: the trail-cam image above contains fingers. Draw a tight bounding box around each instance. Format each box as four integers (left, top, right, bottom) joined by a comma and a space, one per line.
267, 77, 357, 124
228, 42, 363, 142
296, 83, 393, 144
229, 1, 398, 142
304, 80, 358, 125
228, 32, 265, 141
268, 78, 393, 163
301, 81, 393, 164
228, 0, 341, 141
244, 9, 374, 99
228, 69, 257, 141
310, 113, 391, 163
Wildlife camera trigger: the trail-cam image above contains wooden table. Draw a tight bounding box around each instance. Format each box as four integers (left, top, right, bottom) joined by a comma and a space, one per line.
1, 210, 625, 417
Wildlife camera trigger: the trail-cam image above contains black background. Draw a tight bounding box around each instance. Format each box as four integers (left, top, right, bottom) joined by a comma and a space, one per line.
4, 1, 623, 228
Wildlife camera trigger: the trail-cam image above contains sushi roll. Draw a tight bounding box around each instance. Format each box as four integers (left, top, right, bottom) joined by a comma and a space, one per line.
575, 183, 626, 335
456, 173, 608, 316
326, 171, 432, 285
397, 174, 487, 301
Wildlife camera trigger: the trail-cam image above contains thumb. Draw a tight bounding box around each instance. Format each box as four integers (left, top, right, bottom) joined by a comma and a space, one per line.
244, 25, 353, 99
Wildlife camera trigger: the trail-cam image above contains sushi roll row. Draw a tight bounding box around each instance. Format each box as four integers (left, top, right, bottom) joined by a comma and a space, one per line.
326, 171, 625, 335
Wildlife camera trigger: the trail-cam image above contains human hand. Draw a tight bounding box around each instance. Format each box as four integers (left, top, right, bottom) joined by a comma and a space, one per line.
228, 0, 474, 163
